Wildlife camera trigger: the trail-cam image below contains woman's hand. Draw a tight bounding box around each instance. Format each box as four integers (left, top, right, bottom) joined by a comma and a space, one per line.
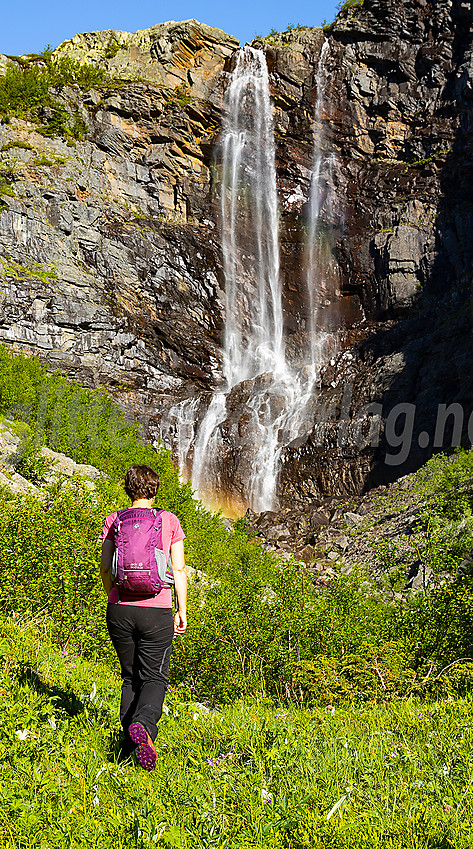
171, 540, 187, 637
174, 610, 187, 636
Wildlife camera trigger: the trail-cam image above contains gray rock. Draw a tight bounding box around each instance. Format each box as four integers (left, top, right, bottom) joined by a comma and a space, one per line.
344, 512, 362, 526
411, 565, 434, 591
327, 551, 340, 561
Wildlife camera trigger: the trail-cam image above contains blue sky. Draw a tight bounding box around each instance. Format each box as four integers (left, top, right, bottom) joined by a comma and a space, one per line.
1, 0, 340, 56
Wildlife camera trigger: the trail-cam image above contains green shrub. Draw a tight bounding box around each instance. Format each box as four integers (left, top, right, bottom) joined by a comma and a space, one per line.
12, 436, 55, 484
0, 52, 105, 139
0, 176, 14, 197
0, 139, 34, 152
323, 0, 364, 31
336, 0, 364, 15
103, 35, 126, 59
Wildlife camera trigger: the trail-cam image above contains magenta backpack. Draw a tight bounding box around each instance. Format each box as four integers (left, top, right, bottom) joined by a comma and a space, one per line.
110, 508, 174, 598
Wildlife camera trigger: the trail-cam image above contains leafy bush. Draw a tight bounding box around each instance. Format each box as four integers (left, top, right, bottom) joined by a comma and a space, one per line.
0, 176, 15, 197
0, 52, 105, 139
336, 0, 364, 15
103, 36, 127, 59
12, 436, 55, 484
323, 0, 364, 31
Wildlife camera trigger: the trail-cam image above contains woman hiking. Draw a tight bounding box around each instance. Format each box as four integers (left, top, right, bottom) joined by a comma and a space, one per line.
99, 464, 187, 770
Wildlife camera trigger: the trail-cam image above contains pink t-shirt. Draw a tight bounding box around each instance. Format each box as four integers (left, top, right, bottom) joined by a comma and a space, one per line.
100, 509, 185, 608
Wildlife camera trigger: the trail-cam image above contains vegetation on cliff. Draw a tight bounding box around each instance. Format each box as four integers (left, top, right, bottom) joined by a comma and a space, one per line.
0, 49, 105, 139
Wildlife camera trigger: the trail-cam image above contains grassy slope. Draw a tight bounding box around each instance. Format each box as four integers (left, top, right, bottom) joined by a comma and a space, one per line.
2, 346, 473, 844
2, 614, 473, 849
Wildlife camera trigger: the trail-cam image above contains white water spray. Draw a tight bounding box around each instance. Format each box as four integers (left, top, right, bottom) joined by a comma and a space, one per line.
221, 46, 285, 387
306, 40, 340, 369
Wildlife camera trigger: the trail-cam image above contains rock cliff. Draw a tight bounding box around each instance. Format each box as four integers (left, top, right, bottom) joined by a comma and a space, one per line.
1, 1, 473, 510
0, 20, 237, 395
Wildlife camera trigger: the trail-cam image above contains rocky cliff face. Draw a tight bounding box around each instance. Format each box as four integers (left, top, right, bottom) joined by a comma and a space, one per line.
1, 1, 473, 510
0, 21, 237, 397
266, 0, 473, 503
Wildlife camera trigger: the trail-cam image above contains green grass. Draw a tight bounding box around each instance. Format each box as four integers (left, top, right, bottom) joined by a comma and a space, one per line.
2, 349, 473, 844
0, 255, 58, 283
1, 612, 473, 848
0, 140, 34, 152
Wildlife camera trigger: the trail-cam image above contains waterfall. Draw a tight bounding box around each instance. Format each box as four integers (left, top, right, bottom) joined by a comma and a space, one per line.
158, 42, 341, 516
159, 397, 200, 482
221, 46, 285, 387
306, 40, 339, 370
191, 391, 227, 497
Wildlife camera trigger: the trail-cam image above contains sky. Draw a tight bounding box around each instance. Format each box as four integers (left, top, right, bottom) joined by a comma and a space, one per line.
1, 0, 341, 56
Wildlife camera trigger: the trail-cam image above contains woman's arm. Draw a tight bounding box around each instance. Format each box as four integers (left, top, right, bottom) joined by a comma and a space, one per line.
100, 539, 114, 596
171, 539, 187, 635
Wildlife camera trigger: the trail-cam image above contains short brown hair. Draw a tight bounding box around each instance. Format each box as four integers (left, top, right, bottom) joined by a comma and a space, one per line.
124, 465, 160, 501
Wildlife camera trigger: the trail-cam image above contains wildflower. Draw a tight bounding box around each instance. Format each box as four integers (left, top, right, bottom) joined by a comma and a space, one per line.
15, 729, 30, 741
205, 752, 234, 768
390, 751, 399, 758
444, 804, 454, 813
262, 789, 273, 803
61, 649, 68, 657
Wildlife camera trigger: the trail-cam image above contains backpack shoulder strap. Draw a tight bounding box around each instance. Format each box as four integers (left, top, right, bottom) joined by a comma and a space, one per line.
155, 509, 171, 559
114, 507, 130, 530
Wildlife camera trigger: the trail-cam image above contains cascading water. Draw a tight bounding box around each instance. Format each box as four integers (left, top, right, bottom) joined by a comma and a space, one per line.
306, 41, 340, 369
220, 47, 285, 387
159, 397, 200, 482
159, 42, 341, 515
191, 44, 291, 511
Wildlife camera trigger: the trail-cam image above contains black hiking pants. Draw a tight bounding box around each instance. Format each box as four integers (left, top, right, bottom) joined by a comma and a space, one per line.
106, 604, 173, 743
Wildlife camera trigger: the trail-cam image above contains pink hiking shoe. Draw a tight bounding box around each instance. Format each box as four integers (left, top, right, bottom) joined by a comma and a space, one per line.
128, 722, 157, 771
